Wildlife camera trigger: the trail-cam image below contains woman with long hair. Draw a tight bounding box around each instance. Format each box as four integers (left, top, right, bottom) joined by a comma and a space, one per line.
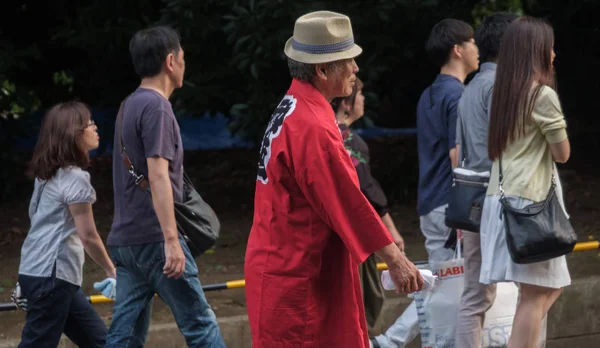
17, 101, 116, 347
480, 17, 571, 348
332, 77, 405, 332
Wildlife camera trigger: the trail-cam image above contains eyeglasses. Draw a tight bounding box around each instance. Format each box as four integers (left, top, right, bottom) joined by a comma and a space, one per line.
82, 120, 96, 130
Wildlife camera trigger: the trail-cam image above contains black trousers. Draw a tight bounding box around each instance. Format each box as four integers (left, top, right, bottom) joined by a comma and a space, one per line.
18, 274, 107, 348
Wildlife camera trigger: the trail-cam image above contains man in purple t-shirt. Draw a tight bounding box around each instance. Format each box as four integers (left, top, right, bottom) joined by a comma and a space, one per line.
106, 26, 224, 347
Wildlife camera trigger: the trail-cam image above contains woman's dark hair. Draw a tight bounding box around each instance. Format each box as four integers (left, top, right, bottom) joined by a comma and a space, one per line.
488, 16, 556, 160
331, 77, 364, 112
426, 18, 474, 67
28, 101, 93, 180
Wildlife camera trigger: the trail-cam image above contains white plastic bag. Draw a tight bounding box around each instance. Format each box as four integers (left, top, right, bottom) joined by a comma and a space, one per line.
412, 242, 518, 348
381, 269, 437, 292
481, 282, 519, 347
413, 256, 465, 347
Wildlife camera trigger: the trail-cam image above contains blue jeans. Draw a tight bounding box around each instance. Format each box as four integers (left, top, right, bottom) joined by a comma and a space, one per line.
18, 275, 107, 348
373, 206, 453, 347
106, 237, 224, 348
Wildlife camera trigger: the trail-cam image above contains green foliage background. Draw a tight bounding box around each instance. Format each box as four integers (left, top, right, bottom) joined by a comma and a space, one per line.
1, 0, 599, 199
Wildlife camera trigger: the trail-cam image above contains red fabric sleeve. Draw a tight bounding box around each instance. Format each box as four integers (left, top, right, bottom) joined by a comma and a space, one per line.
295, 140, 394, 264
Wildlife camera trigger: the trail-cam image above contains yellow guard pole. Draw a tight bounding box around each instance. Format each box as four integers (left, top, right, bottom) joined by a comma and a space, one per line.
376, 241, 599, 271
84, 241, 598, 304
1, 241, 594, 311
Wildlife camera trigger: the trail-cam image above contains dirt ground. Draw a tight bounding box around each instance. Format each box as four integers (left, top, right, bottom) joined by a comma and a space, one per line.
0, 139, 599, 340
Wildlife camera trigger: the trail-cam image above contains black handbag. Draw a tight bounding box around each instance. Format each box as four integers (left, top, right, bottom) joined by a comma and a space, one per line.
445, 168, 489, 232
173, 172, 220, 256
116, 98, 220, 257
498, 158, 577, 264
445, 140, 490, 232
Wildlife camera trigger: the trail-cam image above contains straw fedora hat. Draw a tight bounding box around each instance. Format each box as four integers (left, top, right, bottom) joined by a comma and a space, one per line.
284, 11, 362, 64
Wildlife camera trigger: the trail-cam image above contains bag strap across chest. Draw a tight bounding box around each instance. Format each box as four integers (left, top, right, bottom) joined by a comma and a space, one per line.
116, 97, 150, 191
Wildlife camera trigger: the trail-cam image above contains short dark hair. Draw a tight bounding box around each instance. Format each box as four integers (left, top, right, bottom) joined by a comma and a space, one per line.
28, 101, 92, 180
129, 26, 181, 79
475, 12, 519, 63
426, 18, 474, 67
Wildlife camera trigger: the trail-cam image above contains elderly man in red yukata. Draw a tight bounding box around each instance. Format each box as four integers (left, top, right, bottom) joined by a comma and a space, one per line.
244, 10, 424, 348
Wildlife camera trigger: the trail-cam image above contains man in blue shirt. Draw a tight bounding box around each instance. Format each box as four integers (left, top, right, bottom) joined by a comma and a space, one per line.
371, 18, 479, 348
416, 18, 479, 262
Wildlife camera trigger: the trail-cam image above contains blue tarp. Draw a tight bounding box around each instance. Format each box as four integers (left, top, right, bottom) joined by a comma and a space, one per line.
354, 127, 416, 138
8, 109, 416, 156
178, 113, 253, 150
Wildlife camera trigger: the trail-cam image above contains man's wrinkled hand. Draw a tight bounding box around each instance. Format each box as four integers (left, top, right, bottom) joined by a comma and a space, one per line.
388, 255, 424, 294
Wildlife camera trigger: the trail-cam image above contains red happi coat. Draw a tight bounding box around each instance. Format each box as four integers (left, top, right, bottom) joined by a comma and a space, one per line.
244, 79, 394, 347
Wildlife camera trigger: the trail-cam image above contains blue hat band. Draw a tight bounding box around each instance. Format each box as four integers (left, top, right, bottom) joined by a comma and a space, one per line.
291, 37, 355, 55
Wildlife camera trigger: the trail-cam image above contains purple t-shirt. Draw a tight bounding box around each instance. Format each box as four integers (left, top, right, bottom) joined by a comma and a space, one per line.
108, 88, 184, 246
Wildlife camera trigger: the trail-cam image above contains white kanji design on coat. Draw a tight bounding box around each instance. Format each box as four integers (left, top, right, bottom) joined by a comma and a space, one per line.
257, 95, 297, 184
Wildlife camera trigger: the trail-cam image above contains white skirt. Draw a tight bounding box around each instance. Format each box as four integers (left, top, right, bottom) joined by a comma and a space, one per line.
479, 194, 571, 289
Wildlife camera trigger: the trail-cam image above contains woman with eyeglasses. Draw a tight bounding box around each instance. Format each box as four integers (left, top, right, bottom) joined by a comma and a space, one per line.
332, 77, 406, 332
17, 101, 116, 348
